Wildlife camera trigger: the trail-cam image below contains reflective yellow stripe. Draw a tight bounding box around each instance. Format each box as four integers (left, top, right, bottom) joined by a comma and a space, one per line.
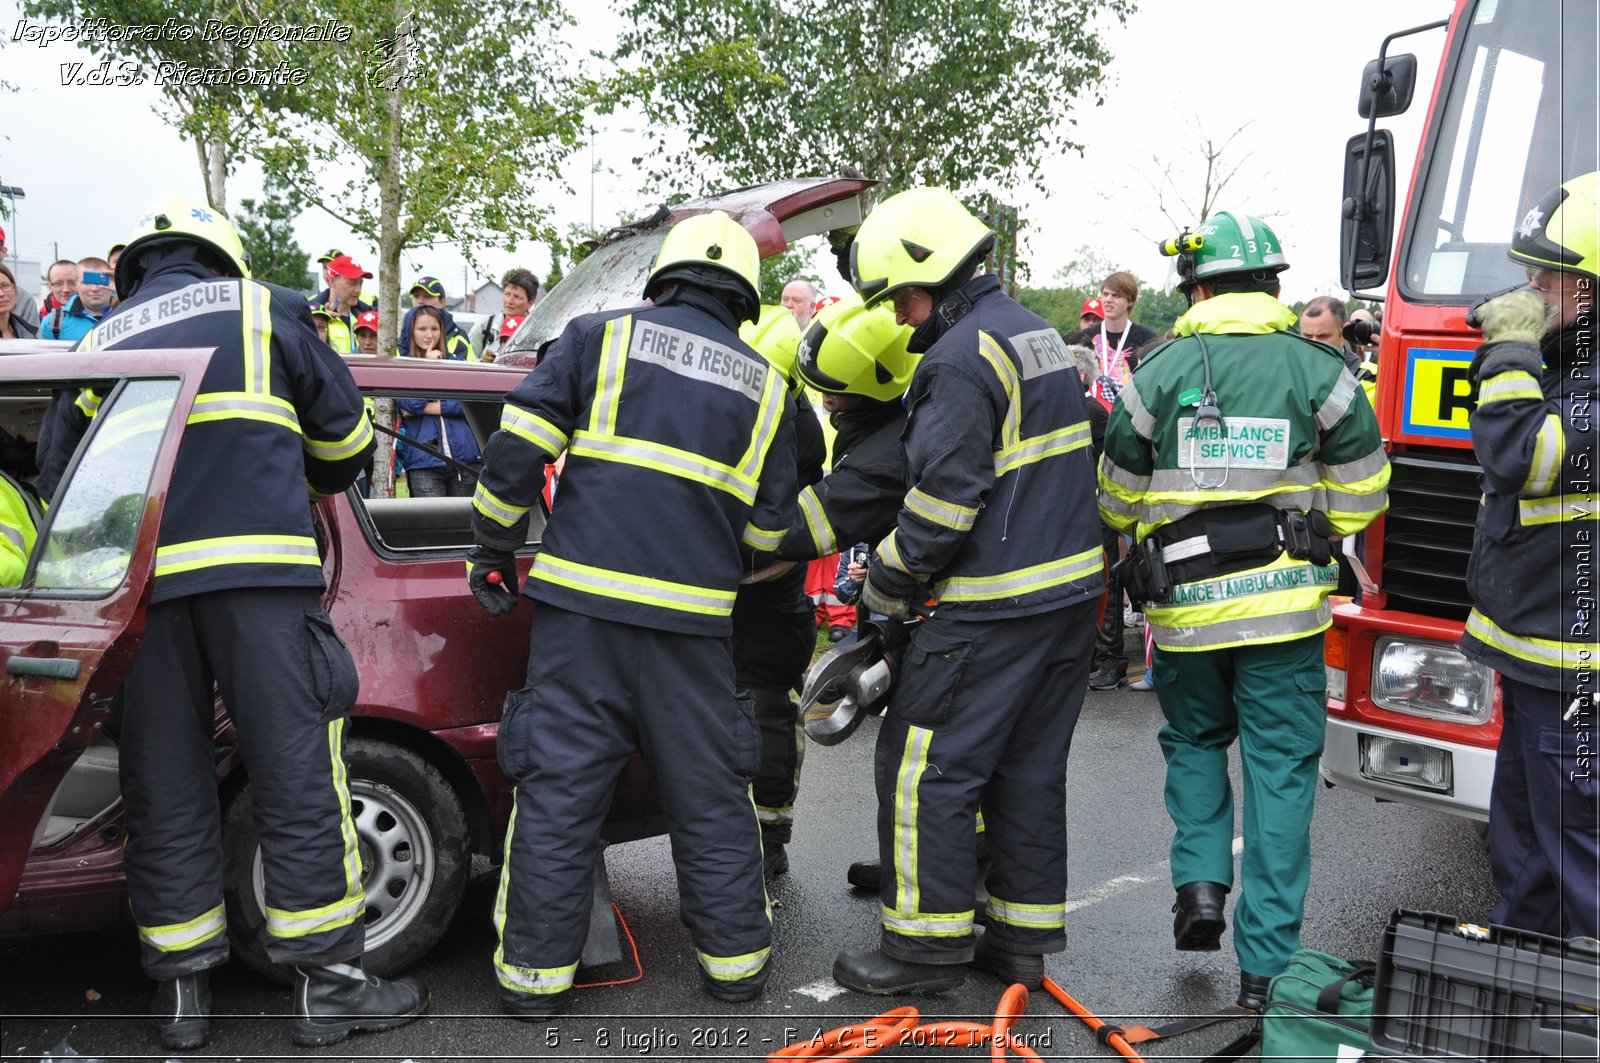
1518, 493, 1598, 525
742, 522, 785, 551
1522, 415, 1567, 497
798, 485, 836, 556
994, 421, 1091, 476
472, 482, 530, 527
304, 413, 374, 462
242, 283, 273, 395
934, 547, 1101, 603
589, 316, 632, 435
493, 797, 581, 996
734, 364, 787, 480
985, 896, 1066, 930
75, 389, 103, 419
754, 803, 794, 825
904, 486, 979, 532
698, 946, 771, 981
155, 534, 321, 576
568, 432, 757, 504
532, 552, 736, 616
187, 390, 301, 433
1145, 556, 1338, 651
138, 904, 226, 953
501, 405, 568, 458
267, 717, 367, 940
877, 527, 910, 576
1465, 609, 1596, 672
1477, 370, 1543, 405
892, 725, 933, 913
881, 905, 974, 938
974, 332, 1021, 447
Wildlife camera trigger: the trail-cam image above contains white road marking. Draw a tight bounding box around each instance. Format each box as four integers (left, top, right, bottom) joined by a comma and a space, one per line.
794, 978, 851, 1002
1065, 836, 1245, 914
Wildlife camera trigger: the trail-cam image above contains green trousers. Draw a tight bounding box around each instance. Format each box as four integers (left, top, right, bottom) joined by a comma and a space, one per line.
1152, 633, 1326, 978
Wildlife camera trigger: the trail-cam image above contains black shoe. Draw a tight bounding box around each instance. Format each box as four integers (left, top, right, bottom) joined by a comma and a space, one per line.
968, 935, 1044, 990
1237, 971, 1272, 1011
833, 948, 966, 995
151, 970, 211, 1051
501, 987, 571, 1020
291, 962, 429, 1047
1088, 662, 1128, 690
846, 859, 881, 891
828, 625, 853, 642
1172, 881, 1227, 952
763, 844, 790, 881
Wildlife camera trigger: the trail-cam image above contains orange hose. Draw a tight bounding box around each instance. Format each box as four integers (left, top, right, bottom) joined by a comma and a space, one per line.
1038, 976, 1150, 1062
769, 984, 1044, 1062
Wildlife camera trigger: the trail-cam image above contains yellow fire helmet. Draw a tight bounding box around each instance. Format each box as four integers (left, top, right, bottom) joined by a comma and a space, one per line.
117, 196, 251, 298
739, 304, 804, 383
644, 209, 762, 322
849, 187, 994, 308
1510, 170, 1599, 279
795, 292, 919, 402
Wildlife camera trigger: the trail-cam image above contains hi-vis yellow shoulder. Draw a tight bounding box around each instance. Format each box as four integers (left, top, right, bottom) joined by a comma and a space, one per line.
1401, 347, 1478, 441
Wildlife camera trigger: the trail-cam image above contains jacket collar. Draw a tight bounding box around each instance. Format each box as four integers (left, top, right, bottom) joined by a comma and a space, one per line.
1173, 291, 1297, 336
908, 273, 1001, 354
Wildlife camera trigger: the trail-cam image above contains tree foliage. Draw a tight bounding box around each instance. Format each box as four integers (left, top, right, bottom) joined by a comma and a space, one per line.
1015, 245, 1186, 339
616, 0, 1135, 199
234, 175, 313, 291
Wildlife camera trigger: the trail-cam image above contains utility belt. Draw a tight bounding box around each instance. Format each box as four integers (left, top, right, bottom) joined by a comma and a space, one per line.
1118, 504, 1333, 608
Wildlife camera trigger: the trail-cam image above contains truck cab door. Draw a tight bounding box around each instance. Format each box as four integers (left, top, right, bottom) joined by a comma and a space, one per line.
0, 348, 214, 912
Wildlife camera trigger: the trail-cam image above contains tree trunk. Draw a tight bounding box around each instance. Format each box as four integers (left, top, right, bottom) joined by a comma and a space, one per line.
208, 139, 228, 215
368, 0, 412, 501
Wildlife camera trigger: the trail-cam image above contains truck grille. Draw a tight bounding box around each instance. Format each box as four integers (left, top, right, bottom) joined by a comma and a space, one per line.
1380, 451, 1481, 620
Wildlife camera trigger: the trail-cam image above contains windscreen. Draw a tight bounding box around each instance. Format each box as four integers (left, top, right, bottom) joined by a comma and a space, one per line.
1399, 0, 1597, 301
508, 228, 668, 355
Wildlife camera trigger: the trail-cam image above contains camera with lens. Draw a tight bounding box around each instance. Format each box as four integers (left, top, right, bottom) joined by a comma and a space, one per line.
1343, 318, 1377, 347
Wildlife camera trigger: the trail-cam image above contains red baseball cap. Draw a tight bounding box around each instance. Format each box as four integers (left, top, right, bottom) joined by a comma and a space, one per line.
354, 310, 380, 333
499, 315, 525, 339
1080, 297, 1105, 320
813, 294, 842, 313
0, 223, 6, 244
326, 254, 372, 280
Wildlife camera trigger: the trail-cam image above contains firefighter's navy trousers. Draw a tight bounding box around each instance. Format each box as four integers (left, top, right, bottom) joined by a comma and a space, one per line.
493, 603, 772, 1002
874, 600, 1096, 963
120, 586, 366, 978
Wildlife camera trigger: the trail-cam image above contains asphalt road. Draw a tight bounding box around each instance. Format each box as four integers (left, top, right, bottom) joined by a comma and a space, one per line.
0, 669, 1496, 1062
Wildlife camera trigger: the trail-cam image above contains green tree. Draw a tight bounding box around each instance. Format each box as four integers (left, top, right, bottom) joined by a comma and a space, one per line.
1132, 286, 1187, 338
616, 0, 1135, 199
758, 248, 820, 307
234, 176, 314, 291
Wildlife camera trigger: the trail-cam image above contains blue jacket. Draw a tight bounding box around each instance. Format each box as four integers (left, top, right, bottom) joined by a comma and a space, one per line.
37, 294, 106, 343
398, 399, 483, 470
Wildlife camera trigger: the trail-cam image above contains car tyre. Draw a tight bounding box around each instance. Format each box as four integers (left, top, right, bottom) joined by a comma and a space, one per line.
222, 736, 469, 982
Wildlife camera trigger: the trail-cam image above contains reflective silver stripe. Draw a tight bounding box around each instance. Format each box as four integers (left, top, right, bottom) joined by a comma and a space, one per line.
75, 390, 103, 418
497, 959, 579, 994
1160, 534, 1213, 563
1100, 456, 1150, 493
1120, 380, 1155, 438
155, 535, 321, 576
698, 947, 770, 981
188, 392, 301, 431
1140, 489, 1322, 529
265, 890, 364, 938
935, 547, 1102, 602
1147, 464, 1320, 494
248, 283, 272, 394
904, 486, 979, 532
880, 907, 974, 937
985, 897, 1066, 929
1523, 415, 1566, 496
893, 726, 934, 913
472, 482, 529, 527
305, 418, 373, 462
501, 405, 568, 457
1151, 600, 1332, 650
138, 904, 227, 952
799, 486, 836, 555
569, 432, 756, 504
0, 524, 24, 551
1476, 371, 1543, 404
754, 805, 793, 824
1464, 609, 1594, 670
1324, 448, 1390, 485
994, 421, 1091, 475
742, 522, 785, 550
1324, 485, 1389, 518
877, 528, 910, 576
590, 316, 631, 435
1518, 493, 1599, 525
1315, 372, 1358, 431
532, 552, 736, 614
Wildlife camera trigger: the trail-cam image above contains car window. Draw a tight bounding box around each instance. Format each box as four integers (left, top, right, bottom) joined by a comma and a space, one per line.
28, 378, 181, 594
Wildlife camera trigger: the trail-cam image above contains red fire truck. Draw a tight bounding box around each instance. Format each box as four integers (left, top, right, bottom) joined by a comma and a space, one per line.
1320, 0, 1596, 820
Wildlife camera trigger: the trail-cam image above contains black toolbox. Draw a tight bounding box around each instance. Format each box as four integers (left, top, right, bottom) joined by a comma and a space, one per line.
1368, 909, 1598, 1061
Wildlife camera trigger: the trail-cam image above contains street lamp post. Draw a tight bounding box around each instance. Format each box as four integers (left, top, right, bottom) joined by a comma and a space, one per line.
0, 185, 25, 262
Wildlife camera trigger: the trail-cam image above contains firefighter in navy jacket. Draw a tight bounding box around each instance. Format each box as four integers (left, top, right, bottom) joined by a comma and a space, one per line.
467, 211, 797, 1015
37, 198, 423, 1052
831, 188, 1104, 996
1460, 171, 1600, 940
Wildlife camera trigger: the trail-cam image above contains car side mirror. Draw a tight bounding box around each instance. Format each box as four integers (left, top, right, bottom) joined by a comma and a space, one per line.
1341, 130, 1396, 292
1358, 54, 1419, 119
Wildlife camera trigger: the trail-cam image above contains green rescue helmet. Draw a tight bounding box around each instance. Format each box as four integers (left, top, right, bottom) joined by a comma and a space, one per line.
849, 187, 995, 308
1510, 171, 1599, 279
739, 304, 804, 383
644, 210, 762, 323
1162, 210, 1289, 295
795, 293, 918, 402
118, 197, 251, 298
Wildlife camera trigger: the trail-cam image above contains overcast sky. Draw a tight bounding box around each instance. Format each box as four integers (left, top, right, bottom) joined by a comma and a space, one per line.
0, 0, 1451, 306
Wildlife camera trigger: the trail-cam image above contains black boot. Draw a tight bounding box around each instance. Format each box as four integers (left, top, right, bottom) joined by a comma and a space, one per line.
1237, 971, 1272, 1011
151, 970, 211, 1051
502, 986, 572, 1020
968, 934, 1044, 989
702, 961, 769, 1003
833, 948, 965, 995
1172, 881, 1227, 951
1087, 659, 1127, 691
763, 843, 790, 881
291, 962, 429, 1047
846, 859, 881, 891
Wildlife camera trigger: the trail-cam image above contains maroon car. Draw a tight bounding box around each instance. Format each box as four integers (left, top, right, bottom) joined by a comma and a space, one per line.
0, 176, 873, 977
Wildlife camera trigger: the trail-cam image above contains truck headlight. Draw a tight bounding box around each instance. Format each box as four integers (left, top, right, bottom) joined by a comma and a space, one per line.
1371, 637, 1495, 723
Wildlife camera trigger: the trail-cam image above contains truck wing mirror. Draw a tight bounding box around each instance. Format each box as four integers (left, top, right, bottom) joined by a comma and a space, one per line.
1358, 53, 1419, 119
1341, 130, 1395, 293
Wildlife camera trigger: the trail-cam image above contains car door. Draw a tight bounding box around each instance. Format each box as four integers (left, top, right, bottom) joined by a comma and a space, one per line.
0, 347, 213, 912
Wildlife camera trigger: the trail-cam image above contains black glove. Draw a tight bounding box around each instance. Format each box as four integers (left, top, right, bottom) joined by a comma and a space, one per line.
466, 545, 520, 617
827, 227, 859, 286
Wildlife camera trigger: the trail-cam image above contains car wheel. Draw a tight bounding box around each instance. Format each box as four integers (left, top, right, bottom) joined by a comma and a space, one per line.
222, 736, 469, 982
